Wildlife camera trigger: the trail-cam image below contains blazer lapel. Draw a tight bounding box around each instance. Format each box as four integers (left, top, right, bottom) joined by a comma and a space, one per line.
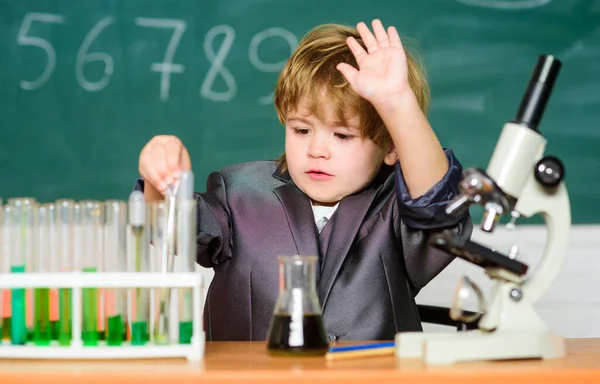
318, 187, 379, 308
273, 182, 320, 264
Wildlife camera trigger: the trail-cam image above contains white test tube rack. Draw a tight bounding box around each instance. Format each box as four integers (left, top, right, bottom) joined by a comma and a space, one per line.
0, 271, 205, 361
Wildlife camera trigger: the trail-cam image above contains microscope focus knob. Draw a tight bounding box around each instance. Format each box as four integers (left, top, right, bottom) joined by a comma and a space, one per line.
534, 156, 565, 187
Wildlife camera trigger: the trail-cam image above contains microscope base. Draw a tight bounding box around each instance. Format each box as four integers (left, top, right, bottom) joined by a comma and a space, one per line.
395, 329, 565, 365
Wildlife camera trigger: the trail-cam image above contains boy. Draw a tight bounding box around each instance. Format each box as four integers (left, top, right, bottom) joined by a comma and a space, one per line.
136, 20, 472, 341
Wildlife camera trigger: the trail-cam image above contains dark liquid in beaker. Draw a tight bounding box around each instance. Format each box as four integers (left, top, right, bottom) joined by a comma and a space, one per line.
267, 314, 329, 356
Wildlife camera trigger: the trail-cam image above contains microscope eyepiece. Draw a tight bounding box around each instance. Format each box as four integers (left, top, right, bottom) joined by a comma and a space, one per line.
513, 55, 562, 132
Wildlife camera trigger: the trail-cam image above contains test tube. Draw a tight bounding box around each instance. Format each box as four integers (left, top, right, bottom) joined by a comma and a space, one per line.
127, 191, 150, 345
47, 204, 60, 341
149, 201, 170, 344
104, 200, 127, 346
0, 203, 6, 342
33, 204, 53, 345
1, 205, 12, 342
81, 200, 103, 346
8, 198, 37, 345
175, 171, 197, 344
56, 199, 74, 346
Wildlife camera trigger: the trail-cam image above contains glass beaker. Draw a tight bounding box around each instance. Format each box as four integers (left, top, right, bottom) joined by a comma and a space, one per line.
267, 255, 329, 356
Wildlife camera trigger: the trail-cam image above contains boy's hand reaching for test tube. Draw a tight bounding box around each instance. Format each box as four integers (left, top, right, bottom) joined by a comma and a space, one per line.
336, 19, 413, 110
138, 135, 192, 201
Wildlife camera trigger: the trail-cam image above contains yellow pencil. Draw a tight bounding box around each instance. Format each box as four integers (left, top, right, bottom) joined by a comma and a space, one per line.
325, 346, 395, 360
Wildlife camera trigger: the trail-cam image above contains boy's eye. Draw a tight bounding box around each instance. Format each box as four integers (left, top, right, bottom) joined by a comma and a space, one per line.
335, 133, 354, 141
293, 128, 310, 135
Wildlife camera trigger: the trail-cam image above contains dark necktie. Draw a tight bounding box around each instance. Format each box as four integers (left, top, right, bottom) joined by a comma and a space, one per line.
318, 217, 334, 270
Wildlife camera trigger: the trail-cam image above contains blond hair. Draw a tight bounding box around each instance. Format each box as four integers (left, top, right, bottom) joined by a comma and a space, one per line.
274, 23, 430, 171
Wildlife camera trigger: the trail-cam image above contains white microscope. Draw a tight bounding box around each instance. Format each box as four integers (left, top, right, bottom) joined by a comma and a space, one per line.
395, 55, 571, 365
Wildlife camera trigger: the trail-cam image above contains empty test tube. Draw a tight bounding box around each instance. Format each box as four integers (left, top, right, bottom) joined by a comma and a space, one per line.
161, 187, 178, 343
56, 200, 74, 346
150, 201, 170, 344
81, 201, 103, 346
8, 198, 37, 345
127, 191, 150, 345
104, 200, 127, 346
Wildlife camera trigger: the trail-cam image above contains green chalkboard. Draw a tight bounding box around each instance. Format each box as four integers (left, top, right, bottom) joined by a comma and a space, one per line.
0, 0, 598, 223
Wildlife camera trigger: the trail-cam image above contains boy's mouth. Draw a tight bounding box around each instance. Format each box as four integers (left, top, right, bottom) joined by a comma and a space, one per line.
306, 169, 333, 180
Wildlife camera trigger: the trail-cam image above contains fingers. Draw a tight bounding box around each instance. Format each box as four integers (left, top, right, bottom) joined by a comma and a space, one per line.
356, 19, 398, 52
357, 22, 378, 54
371, 19, 389, 48
164, 139, 183, 177
145, 167, 167, 193
180, 146, 192, 170
346, 36, 368, 62
139, 150, 169, 193
139, 135, 189, 194
387, 26, 403, 49
336, 62, 359, 87
148, 144, 174, 191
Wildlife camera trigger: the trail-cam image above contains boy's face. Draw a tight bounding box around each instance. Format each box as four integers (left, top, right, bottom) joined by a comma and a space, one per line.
285, 99, 395, 206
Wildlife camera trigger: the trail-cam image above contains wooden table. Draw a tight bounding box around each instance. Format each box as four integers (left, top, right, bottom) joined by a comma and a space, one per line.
0, 339, 599, 383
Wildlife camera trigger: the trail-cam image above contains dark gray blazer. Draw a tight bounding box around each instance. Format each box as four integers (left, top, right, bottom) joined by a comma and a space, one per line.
135, 151, 472, 341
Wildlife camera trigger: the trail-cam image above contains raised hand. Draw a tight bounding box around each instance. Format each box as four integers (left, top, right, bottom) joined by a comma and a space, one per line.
337, 19, 412, 108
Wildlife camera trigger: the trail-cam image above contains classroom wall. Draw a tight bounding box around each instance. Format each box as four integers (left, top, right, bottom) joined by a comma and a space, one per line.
196, 225, 600, 338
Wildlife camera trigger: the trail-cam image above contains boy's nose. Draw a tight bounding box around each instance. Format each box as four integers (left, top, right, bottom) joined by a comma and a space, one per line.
308, 137, 331, 159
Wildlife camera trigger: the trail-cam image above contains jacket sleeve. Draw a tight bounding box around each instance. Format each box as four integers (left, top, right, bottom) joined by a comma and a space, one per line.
393, 149, 474, 293
395, 148, 467, 229
133, 172, 233, 268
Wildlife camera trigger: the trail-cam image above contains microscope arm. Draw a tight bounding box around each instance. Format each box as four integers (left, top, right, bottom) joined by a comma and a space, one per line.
513, 172, 571, 303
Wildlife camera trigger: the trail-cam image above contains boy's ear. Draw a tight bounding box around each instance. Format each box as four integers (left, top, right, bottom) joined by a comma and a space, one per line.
383, 146, 398, 166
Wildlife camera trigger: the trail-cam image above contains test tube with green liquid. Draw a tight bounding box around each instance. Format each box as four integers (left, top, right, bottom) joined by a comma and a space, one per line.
1, 204, 12, 342
8, 198, 37, 345
175, 171, 197, 344
174, 200, 196, 344
33, 204, 53, 346
127, 191, 150, 345
104, 200, 127, 346
47, 203, 60, 341
57, 200, 75, 346
81, 201, 103, 346
0, 203, 6, 342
